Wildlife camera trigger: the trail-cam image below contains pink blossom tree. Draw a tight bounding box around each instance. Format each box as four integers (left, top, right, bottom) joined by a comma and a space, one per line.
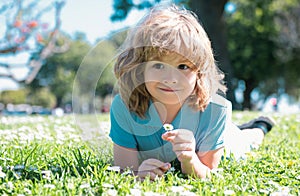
0, 0, 69, 83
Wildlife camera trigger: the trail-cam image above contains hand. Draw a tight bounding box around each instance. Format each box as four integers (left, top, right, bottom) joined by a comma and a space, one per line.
162, 129, 196, 163
137, 158, 171, 181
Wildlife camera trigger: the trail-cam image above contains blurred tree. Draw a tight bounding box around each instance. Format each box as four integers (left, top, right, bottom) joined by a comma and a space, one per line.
50, 67, 74, 107
0, 0, 69, 83
226, 0, 280, 109
226, 0, 300, 109
27, 37, 91, 107
95, 30, 127, 98
27, 87, 56, 108
73, 39, 118, 113
0, 89, 27, 105
110, 0, 238, 108
273, 1, 300, 100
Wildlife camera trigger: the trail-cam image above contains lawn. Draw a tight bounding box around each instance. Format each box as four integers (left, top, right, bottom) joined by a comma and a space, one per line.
0, 112, 299, 195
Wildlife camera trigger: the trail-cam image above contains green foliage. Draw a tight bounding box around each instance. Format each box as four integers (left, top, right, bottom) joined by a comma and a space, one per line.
49, 67, 74, 106
26, 88, 56, 108
0, 89, 27, 105
74, 39, 119, 105
226, 0, 280, 82
30, 37, 91, 87
95, 29, 127, 98
27, 33, 124, 109
272, 1, 300, 99
226, 0, 300, 108
27, 38, 91, 107
0, 113, 299, 195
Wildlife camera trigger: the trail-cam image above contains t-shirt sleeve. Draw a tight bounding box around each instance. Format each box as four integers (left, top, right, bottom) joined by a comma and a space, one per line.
195, 102, 227, 152
109, 95, 137, 149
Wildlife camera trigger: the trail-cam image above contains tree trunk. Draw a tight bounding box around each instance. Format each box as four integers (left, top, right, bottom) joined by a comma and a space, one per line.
56, 97, 63, 108
243, 79, 256, 110
188, 0, 237, 108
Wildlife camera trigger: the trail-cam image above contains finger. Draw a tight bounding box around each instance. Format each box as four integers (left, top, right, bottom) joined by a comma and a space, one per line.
173, 142, 194, 151
149, 171, 159, 181
139, 162, 170, 176
152, 168, 164, 177
146, 158, 167, 169
161, 130, 178, 141
159, 162, 171, 172
172, 131, 195, 143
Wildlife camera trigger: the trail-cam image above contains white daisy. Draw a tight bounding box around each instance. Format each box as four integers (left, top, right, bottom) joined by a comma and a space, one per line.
163, 124, 174, 131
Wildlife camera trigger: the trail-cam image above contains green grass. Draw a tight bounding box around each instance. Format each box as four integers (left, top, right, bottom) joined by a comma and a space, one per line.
0, 112, 299, 195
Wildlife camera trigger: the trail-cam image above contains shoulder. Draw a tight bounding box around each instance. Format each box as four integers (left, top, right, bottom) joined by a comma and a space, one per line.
111, 94, 129, 115
111, 94, 126, 109
201, 94, 231, 121
209, 94, 231, 110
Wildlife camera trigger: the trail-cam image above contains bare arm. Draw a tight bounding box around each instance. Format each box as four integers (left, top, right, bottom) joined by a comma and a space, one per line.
113, 143, 171, 180
198, 147, 224, 169
113, 143, 139, 171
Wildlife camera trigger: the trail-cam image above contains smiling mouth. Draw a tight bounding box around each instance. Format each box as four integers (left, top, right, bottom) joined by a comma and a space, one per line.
158, 87, 179, 92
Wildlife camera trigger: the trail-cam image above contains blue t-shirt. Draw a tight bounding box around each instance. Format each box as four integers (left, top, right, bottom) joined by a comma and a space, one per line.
109, 94, 228, 163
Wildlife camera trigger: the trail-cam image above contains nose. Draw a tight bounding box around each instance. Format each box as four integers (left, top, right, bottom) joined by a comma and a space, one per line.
162, 67, 178, 84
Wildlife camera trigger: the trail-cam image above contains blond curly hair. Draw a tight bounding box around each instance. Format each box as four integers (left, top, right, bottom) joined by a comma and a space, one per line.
114, 4, 226, 118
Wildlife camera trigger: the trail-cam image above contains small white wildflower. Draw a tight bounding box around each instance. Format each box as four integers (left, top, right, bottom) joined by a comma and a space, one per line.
67, 182, 75, 189
6, 181, 14, 189
105, 189, 118, 196
180, 191, 196, 196
41, 170, 51, 180
102, 183, 114, 189
224, 190, 235, 195
211, 168, 224, 179
24, 188, 32, 194
144, 191, 165, 196
44, 184, 55, 189
273, 186, 290, 196
0, 167, 6, 178
170, 186, 185, 192
79, 183, 90, 189
259, 189, 269, 194
270, 192, 285, 196
211, 188, 217, 193
133, 184, 141, 189
107, 166, 120, 172
130, 188, 142, 196
163, 124, 174, 131
168, 167, 175, 172
0, 171, 6, 178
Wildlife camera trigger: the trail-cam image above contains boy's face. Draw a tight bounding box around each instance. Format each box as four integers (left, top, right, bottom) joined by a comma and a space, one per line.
144, 53, 197, 106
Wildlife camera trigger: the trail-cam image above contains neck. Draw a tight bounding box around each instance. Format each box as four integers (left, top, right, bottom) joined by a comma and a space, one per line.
153, 101, 182, 124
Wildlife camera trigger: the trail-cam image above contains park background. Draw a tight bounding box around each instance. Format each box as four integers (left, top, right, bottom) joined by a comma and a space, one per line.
0, 0, 299, 195
0, 0, 299, 115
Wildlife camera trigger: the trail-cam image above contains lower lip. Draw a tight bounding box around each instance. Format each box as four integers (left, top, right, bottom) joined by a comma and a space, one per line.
159, 88, 177, 92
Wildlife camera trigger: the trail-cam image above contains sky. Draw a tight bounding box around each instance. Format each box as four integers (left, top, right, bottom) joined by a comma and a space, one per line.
60, 0, 147, 43
0, 0, 148, 91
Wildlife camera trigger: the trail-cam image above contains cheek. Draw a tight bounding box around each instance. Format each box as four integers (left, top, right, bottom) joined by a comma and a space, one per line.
144, 70, 161, 83
186, 74, 197, 89
144, 68, 151, 82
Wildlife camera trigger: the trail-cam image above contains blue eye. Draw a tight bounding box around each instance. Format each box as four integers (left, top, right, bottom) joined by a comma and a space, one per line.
153, 63, 164, 69
177, 64, 189, 70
